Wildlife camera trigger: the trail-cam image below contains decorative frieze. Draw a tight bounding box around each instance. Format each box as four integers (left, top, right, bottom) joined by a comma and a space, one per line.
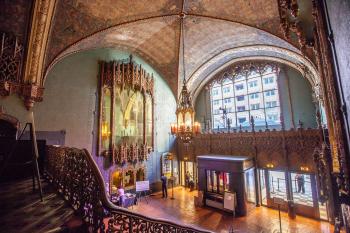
177, 128, 324, 173
100, 56, 154, 97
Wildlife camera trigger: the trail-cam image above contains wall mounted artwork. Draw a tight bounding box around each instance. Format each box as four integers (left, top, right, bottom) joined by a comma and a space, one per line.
98, 55, 154, 166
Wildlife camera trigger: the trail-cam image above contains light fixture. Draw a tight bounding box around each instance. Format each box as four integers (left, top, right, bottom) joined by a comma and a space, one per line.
170, 11, 200, 143
300, 166, 310, 172
266, 163, 274, 168
101, 121, 110, 139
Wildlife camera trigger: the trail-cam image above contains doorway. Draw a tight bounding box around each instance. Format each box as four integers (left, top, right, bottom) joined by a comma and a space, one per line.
180, 161, 196, 187
258, 168, 330, 220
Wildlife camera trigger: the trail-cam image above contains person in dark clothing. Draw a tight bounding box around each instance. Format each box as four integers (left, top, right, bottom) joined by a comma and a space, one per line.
296, 174, 305, 194
185, 171, 190, 188
160, 173, 168, 198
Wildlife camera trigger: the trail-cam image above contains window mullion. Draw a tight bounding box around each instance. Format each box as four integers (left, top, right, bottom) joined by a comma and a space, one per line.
260, 72, 267, 126
220, 82, 224, 129
232, 78, 238, 127
245, 74, 251, 123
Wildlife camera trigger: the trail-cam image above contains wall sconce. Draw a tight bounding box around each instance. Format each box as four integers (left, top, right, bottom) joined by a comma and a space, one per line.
184, 157, 188, 161
101, 121, 111, 139
170, 124, 178, 134
193, 122, 201, 134
266, 163, 274, 168
300, 166, 310, 172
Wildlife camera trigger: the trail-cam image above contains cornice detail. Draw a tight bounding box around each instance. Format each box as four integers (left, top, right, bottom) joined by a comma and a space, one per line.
23, 0, 56, 109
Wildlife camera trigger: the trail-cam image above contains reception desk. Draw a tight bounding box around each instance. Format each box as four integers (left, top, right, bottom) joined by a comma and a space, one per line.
197, 155, 255, 216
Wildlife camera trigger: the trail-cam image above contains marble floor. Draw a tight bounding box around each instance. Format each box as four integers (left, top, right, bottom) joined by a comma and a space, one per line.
132, 186, 335, 233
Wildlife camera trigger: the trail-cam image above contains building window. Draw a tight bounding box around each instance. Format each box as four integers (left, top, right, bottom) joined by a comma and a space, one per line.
266, 101, 277, 108
223, 98, 231, 104
235, 84, 244, 90
264, 76, 274, 84
237, 106, 246, 112
209, 64, 281, 129
238, 117, 246, 124
212, 89, 219, 95
265, 90, 275, 96
250, 93, 259, 99
268, 114, 278, 121
251, 103, 260, 110
223, 86, 230, 93
236, 95, 245, 101
249, 80, 258, 88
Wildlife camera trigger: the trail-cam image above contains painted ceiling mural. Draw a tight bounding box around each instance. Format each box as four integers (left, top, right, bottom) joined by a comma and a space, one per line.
43, 0, 316, 95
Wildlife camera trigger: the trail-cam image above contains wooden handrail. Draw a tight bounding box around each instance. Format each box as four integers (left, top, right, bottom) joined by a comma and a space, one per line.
45, 145, 211, 233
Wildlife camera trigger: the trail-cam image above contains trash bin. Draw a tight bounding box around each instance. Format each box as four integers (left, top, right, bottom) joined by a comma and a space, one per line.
288, 200, 296, 219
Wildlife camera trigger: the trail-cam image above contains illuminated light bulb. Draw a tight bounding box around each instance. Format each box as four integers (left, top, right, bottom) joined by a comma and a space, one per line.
101, 121, 111, 140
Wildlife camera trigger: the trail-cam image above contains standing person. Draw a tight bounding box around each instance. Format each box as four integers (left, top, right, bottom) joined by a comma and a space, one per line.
296, 174, 305, 194
117, 185, 125, 206
185, 171, 190, 188
161, 173, 168, 198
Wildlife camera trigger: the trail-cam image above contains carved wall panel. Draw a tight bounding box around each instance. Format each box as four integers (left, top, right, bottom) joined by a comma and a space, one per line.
98, 56, 154, 167
177, 128, 323, 173
311, 0, 350, 196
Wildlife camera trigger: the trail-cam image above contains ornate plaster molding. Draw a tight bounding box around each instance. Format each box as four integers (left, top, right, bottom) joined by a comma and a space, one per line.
23, 0, 56, 109
189, 45, 320, 103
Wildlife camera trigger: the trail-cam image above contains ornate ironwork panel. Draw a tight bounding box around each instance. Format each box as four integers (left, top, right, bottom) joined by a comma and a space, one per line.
45, 145, 211, 233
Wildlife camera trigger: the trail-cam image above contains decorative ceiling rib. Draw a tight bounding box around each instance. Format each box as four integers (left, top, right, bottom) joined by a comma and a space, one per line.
45, 0, 315, 95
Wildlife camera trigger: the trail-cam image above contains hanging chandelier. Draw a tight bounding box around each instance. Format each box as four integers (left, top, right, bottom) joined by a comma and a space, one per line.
170, 11, 201, 143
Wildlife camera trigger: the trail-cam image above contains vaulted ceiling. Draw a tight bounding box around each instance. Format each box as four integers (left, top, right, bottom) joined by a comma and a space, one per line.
43, 0, 316, 96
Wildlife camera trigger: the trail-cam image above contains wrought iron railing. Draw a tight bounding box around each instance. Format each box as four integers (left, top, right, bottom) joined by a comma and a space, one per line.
45, 145, 211, 233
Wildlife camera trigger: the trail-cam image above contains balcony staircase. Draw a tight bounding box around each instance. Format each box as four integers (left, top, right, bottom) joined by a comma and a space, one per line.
0, 146, 210, 233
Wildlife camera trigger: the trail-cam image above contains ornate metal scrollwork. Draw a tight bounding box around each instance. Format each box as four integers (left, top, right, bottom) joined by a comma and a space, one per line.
0, 31, 23, 96
45, 145, 210, 233
206, 62, 279, 88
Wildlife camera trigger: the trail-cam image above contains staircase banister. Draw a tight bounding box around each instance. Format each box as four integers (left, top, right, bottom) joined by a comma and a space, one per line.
45, 145, 212, 233
81, 148, 212, 232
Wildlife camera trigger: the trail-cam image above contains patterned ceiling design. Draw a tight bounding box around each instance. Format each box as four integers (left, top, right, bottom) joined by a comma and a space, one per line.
45, 0, 305, 95
188, 45, 319, 101
0, 0, 33, 43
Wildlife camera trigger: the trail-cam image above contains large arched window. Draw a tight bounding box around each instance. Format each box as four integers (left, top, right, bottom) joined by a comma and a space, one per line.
210, 63, 281, 129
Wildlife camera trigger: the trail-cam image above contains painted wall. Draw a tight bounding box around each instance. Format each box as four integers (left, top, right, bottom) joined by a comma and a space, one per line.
194, 65, 317, 130
0, 48, 176, 187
